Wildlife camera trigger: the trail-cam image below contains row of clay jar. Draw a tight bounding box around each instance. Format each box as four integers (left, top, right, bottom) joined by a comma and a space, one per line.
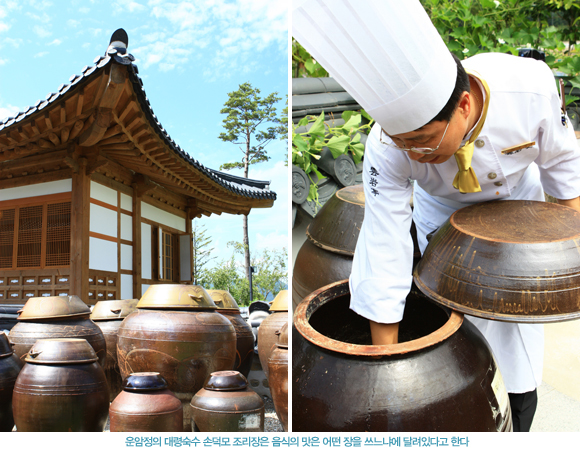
0, 284, 288, 432
0, 331, 288, 432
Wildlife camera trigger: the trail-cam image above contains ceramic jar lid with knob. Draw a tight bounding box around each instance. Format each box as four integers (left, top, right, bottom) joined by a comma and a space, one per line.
414, 200, 580, 323
17, 296, 90, 320
90, 299, 138, 320
269, 290, 288, 312
25, 338, 98, 364
207, 290, 240, 310
137, 285, 217, 310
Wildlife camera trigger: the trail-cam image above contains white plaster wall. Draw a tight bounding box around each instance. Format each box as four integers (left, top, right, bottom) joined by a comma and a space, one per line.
120, 213, 132, 241
90, 181, 117, 206
89, 237, 118, 272
0, 179, 72, 201
141, 223, 152, 279
120, 193, 132, 212
141, 202, 186, 232
120, 244, 132, 270
90, 204, 118, 238
121, 274, 133, 300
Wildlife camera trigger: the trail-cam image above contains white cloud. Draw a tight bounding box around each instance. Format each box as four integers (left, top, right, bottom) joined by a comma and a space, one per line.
0, 104, 21, 122
254, 231, 288, 251
3, 37, 23, 48
47, 38, 61, 46
34, 51, 48, 58
33, 25, 51, 38
27, 0, 53, 10
118, 0, 147, 13
0, 58, 6, 65
67, 19, 80, 28
26, 12, 51, 23
131, 0, 285, 78
79, 6, 90, 13
0, 23, 9, 33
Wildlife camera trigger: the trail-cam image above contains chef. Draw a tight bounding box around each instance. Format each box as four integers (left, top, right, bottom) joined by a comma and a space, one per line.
293, 0, 580, 432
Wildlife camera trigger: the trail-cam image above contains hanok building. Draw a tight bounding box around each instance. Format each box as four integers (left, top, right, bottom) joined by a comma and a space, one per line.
0, 29, 276, 305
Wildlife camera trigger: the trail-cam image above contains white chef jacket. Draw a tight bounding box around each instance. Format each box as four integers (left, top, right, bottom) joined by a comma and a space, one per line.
349, 53, 580, 393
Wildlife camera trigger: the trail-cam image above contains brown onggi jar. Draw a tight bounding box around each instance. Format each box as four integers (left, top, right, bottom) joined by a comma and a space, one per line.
293, 280, 513, 432
12, 338, 109, 432
117, 284, 236, 432
110, 372, 183, 432
190, 371, 264, 432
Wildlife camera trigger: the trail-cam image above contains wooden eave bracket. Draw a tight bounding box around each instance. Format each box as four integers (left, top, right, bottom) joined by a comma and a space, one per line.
132, 174, 156, 198
78, 65, 127, 147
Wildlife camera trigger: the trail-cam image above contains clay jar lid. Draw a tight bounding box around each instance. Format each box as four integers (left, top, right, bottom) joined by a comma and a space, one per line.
204, 371, 248, 391
25, 338, 98, 364
91, 299, 139, 320
306, 184, 365, 256
414, 200, 580, 323
269, 290, 288, 312
207, 290, 240, 310
18, 295, 90, 320
0, 332, 14, 358
137, 284, 217, 310
123, 372, 168, 392
275, 322, 288, 348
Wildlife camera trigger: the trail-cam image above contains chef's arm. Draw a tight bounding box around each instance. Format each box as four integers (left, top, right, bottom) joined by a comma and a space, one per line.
370, 320, 399, 345
557, 196, 580, 212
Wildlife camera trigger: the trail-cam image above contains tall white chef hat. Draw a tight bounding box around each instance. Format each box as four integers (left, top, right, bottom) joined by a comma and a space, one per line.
292, 0, 457, 135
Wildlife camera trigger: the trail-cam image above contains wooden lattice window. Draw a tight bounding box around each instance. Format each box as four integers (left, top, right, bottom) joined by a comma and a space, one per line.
17, 205, 43, 268
0, 201, 71, 270
162, 230, 174, 281
0, 209, 15, 269
46, 202, 71, 267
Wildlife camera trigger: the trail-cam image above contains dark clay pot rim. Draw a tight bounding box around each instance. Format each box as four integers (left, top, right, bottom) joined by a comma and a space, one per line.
293, 279, 463, 357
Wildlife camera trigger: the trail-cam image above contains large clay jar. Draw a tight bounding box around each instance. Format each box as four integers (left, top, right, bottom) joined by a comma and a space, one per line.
117, 284, 236, 432
8, 295, 106, 367
190, 371, 264, 432
292, 185, 421, 312
293, 280, 513, 432
91, 299, 138, 401
268, 322, 288, 432
0, 332, 23, 432
257, 290, 288, 379
207, 290, 254, 377
12, 338, 109, 432
110, 372, 183, 432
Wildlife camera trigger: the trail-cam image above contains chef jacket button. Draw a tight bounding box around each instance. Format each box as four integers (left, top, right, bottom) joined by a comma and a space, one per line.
494, 181, 503, 186
488, 172, 497, 179
475, 139, 485, 148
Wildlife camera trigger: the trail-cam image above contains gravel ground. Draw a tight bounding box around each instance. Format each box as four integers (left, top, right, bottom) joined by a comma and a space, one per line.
263, 396, 284, 432
103, 396, 283, 433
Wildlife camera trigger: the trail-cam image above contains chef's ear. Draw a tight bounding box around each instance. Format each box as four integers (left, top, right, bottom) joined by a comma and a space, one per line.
456, 91, 471, 119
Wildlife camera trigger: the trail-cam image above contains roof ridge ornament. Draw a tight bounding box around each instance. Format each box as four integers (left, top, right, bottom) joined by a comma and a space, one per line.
107, 28, 129, 56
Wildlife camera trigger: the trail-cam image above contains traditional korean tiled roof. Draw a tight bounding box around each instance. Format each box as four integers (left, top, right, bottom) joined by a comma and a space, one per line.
0, 30, 276, 208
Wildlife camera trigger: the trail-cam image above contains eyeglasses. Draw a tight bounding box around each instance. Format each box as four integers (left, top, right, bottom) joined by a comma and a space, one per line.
380, 121, 450, 155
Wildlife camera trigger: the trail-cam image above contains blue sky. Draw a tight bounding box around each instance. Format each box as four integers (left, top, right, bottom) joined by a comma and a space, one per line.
0, 0, 289, 270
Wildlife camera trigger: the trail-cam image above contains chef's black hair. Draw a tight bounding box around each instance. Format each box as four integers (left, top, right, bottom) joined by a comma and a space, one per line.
428, 52, 470, 124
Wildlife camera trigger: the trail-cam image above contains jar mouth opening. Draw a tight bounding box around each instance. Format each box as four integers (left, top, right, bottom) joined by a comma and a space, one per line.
293, 279, 463, 357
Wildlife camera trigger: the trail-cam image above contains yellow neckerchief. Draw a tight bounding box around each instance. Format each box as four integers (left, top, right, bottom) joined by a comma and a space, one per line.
452, 70, 490, 193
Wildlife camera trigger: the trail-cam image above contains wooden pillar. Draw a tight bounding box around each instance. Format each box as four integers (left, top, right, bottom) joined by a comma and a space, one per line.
132, 190, 142, 298
70, 158, 90, 301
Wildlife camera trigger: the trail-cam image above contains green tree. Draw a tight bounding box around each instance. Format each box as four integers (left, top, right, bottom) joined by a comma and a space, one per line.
199, 256, 250, 305
192, 220, 215, 285
218, 82, 282, 282
252, 247, 288, 301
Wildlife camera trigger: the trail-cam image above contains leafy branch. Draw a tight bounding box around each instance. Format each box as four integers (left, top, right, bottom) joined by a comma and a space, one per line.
292, 110, 373, 205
